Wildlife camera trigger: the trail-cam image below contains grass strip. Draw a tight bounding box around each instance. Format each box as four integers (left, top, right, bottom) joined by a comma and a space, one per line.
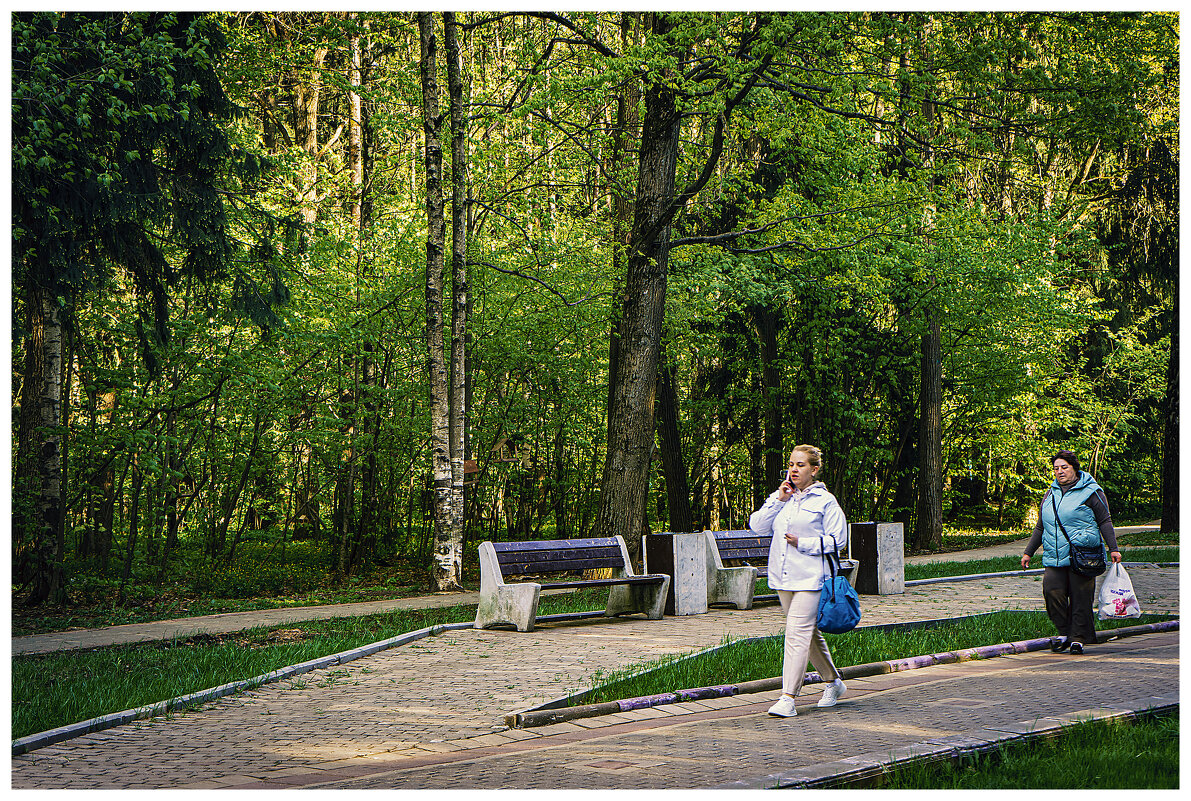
11, 587, 608, 741
576, 612, 1175, 706
876, 710, 1179, 789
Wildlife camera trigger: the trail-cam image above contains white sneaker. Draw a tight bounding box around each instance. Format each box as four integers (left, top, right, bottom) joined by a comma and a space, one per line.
767, 695, 798, 717
817, 678, 846, 708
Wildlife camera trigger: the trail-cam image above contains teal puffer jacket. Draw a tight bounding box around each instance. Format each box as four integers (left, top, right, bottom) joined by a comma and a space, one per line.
1039, 471, 1105, 567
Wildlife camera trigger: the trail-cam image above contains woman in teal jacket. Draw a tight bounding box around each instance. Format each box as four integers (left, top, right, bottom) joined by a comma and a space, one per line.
1020, 451, 1121, 654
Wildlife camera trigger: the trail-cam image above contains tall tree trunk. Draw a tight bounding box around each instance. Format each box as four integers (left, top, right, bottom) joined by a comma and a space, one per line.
19, 286, 67, 605
347, 14, 365, 234
419, 12, 462, 590
914, 309, 944, 550
910, 26, 943, 551
753, 304, 784, 489
158, 407, 182, 581
445, 10, 469, 569
594, 13, 683, 561
1159, 291, 1178, 533
95, 389, 118, 574
604, 12, 643, 454
117, 455, 144, 604
294, 44, 329, 225
655, 353, 692, 533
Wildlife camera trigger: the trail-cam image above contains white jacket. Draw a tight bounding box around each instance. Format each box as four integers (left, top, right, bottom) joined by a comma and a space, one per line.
748, 481, 848, 592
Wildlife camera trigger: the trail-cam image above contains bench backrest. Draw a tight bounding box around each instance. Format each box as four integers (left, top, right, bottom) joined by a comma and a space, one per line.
709, 530, 769, 564
491, 537, 628, 578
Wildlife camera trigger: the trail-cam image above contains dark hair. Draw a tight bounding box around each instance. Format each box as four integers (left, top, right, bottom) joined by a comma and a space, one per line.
1052, 450, 1081, 474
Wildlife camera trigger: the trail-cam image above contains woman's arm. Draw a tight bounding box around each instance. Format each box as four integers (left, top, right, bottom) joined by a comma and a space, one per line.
1020, 491, 1048, 568
795, 499, 847, 555
1086, 489, 1121, 558
748, 491, 786, 536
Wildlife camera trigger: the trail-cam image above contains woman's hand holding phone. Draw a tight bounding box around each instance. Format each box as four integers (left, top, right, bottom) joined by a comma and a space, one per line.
777, 472, 795, 501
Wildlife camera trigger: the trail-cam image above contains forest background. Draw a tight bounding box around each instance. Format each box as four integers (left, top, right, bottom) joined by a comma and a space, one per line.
11, 11, 1178, 617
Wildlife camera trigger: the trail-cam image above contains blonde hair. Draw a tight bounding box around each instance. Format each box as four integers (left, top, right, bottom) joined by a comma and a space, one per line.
791, 444, 823, 469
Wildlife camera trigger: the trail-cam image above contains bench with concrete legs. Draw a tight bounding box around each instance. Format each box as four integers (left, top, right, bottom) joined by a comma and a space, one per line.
705, 530, 859, 609
475, 536, 671, 632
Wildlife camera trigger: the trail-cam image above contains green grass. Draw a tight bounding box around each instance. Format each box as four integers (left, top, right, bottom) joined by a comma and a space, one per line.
11, 587, 606, 741
924, 530, 1025, 554
1117, 529, 1180, 547
904, 546, 1179, 582
875, 711, 1178, 789
576, 612, 1174, 706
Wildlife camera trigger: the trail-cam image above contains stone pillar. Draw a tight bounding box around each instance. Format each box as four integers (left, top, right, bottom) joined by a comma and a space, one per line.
644, 532, 709, 615
851, 521, 905, 595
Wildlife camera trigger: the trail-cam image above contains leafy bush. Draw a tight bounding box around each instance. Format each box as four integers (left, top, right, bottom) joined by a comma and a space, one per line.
196, 560, 329, 598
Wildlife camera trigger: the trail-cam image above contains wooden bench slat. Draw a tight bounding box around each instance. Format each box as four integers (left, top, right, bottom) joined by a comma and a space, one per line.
539, 575, 665, 590
495, 545, 623, 562
491, 538, 622, 553
500, 558, 624, 575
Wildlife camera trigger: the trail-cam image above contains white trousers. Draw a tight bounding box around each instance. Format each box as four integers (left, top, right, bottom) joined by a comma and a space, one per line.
777, 589, 840, 697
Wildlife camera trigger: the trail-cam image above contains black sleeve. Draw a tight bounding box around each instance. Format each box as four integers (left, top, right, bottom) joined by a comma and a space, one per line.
1023, 490, 1049, 557
1084, 489, 1119, 551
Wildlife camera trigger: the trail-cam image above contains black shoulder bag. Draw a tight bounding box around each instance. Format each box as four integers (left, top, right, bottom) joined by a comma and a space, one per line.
1051, 494, 1106, 577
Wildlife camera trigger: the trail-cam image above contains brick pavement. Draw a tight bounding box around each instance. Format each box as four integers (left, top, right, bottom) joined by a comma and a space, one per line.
10, 565, 1178, 789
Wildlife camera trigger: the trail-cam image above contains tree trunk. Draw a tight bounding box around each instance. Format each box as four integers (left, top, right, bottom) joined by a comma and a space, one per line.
20, 286, 67, 605
347, 15, 365, 234
593, 12, 682, 562
604, 12, 643, 456
754, 304, 784, 489
117, 455, 144, 604
419, 12, 462, 591
1159, 291, 1178, 533
914, 309, 944, 550
294, 45, 329, 224
595, 12, 695, 561
445, 10, 469, 570
655, 353, 692, 533
94, 389, 117, 573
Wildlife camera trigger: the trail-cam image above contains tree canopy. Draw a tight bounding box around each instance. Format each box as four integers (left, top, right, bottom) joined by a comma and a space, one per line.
11, 11, 1177, 605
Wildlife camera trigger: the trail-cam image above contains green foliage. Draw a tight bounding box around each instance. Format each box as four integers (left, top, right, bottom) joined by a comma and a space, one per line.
10, 11, 1175, 605
192, 542, 330, 598
12, 11, 240, 299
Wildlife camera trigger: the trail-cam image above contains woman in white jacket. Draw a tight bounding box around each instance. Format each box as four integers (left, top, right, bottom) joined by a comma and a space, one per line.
748, 444, 848, 718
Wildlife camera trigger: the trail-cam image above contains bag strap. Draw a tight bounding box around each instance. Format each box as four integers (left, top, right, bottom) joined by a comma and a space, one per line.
819, 536, 842, 580
1050, 493, 1074, 547
1051, 492, 1103, 549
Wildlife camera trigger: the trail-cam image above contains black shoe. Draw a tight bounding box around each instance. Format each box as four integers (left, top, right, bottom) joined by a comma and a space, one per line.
1050, 637, 1071, 653
1069, 642, 1084, 655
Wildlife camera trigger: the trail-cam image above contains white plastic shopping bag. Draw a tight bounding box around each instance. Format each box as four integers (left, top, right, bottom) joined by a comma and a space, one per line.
1098, 562, 1142, 620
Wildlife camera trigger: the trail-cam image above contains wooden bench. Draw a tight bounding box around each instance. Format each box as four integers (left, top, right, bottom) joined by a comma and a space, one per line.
474, 536, 671, 632
704, 529, 859, 610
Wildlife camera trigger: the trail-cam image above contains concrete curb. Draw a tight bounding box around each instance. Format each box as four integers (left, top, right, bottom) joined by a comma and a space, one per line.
506, 620, 1179, 728
717, 693, 1180, 788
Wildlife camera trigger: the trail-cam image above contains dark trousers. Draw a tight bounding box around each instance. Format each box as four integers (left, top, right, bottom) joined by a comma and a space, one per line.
1042, 566, 1097, 644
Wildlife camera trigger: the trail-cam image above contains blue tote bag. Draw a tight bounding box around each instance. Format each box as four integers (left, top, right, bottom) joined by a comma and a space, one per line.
817, 538, 861, 634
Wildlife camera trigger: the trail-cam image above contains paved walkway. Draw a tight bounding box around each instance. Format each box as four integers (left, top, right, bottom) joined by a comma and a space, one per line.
11, 561, 1178, 789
